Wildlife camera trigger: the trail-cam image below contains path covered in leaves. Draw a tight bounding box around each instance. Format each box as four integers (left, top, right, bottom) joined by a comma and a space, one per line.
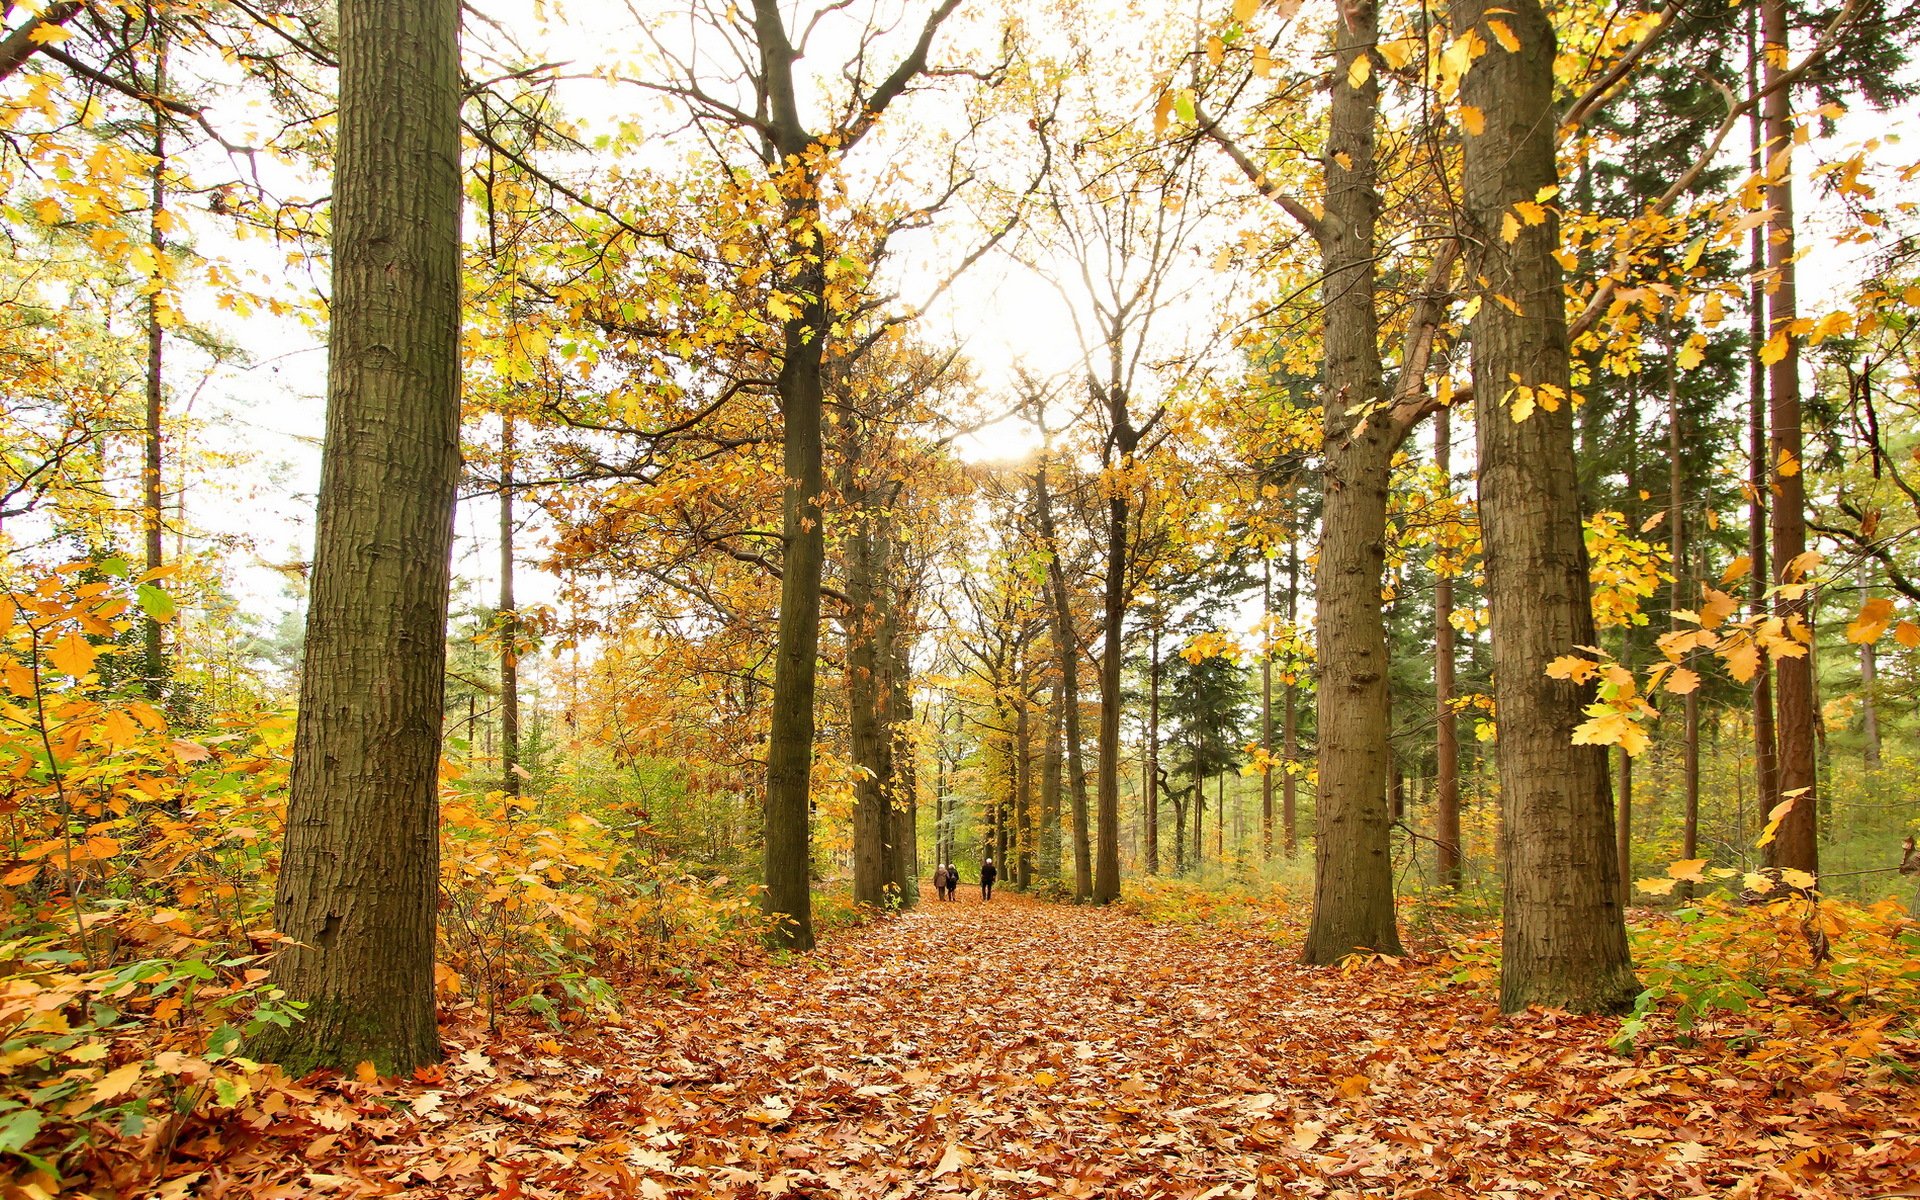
172, 893, 1918, 1199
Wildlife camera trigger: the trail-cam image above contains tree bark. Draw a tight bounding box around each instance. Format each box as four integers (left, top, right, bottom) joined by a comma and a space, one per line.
1035, 453, 1093, 900
1761, 0, 1818, 874
1303, 0, 1404, 963
1434, 404, 1462, 888
1041, 673, 1064, 880
1147, 622, 1161, 874
1015, 658, 1034, 889
1094, 453, 1128, 905
1670, 341, 1700, 890
1261, 560, 1274, 860
1745, 17, 1780, 829
256, 0, 460, 1075
1454, 0, 1638, 1012
141, 29, 168, 703
1283, 537, 1300, 857
499, 417, 521, 796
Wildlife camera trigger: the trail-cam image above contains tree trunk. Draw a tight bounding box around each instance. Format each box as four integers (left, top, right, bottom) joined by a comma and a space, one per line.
141, 31, 168, 703
1454, 0, 1638, 1012
1746, 26, 1780, 829
1094, 481, 1127, 905
256, 0, 460, 1075
1261, 560, 1274, 860
889, 628, 917, 905
1035, 454, 1093, 901
1040, 674, 1064, 879
1434, 404, 1463, 888
499, 417, 520, 796
1147, 622, 1163, 874
1670, 342, 1700, 892
1014, 661, 1033, 889
846, 519, 891, 908
1761, 0, 1818, 874
1303, 0, 1404, 963
1283, 537, 1300, 857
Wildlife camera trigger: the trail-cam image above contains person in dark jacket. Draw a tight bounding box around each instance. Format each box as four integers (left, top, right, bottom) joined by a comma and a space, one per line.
981, 857, 997, 900
945, 864, 960, 900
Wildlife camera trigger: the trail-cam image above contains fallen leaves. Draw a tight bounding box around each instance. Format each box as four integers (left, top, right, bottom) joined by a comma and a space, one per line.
100, 892, 1920, 1199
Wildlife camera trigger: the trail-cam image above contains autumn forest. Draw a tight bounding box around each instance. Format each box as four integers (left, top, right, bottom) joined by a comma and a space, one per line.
3, 0, 1920, 1194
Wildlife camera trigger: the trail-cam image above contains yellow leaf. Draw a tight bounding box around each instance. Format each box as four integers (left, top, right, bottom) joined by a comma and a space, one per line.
1635, 877, 1679, 895
1698, 587, 1738, 630
1779, 868, 1817, 890
1676, 338, 1704, 370
1775, 448, 1800, 477
1722, 640, 1760, 683
1206, 35, 1225, 66
1895, 619, 1920, 648
1233, 0, 1259, 21
1487, 19, 1521, 52
1153, 91, 1174, 135
1666, 858, 1708, 882
1846, 597, 1895, 643
1501, 212, 1521, 243
1252, 43, 1273, 76
355, 1060, 381, 1084
28, 22, 72, 45
1545, 654, 1597, 683
1681, 236, 1706, 271
48, 632, 98, 677
1347, 53, 1372, 90
1719, 555, 1751, 586
1460, 105, 1485, 136
1662, 667, 1699, 695
1759, 331, 1789, 366
87, 1061, 143, 1107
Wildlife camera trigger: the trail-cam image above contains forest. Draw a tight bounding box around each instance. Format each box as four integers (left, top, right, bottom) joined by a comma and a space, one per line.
2, 0, 1919, 1194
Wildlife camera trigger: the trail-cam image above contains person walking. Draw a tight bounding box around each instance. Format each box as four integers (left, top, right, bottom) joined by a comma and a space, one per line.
945, 864, 959, 901
981, 857, 997, 901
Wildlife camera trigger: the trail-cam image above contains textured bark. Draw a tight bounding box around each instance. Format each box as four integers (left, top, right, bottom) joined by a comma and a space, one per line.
1040, 674, 1064, 880
1670, 354, 1700, 884
1146, 624, 1161, 874
1094, 483, 1126, 905
255, 0, 460, 1075
1454, 0, 1637, 1013
887, 626, 917, 905
1014, 660, 1033, 890
1860, 570, 1882, 770
1302, 0, 1404, 963
1035, 454, 1093, 901
1745, 31, 1780, 828
142, 47, 168, 703
1283, 540, 1299, 857
499, 418, 520, 797
1434, 405, 1463, 888
846, 518, 891, 909
1260, 561, 1273, 860
1760, 0, 1818, 874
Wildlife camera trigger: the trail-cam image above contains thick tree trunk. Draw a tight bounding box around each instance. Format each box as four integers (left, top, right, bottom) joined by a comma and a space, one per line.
1147, 623, 1161, 874
1283, 537, 1300, 857
257, 0, 460, 1075
1015, 662, 1033, 889
846, 521, 891, 908
1303, 0, 1404, 963
142, 50, 167, 704
1035, 456, 1093, 900
1761, 0, 1818, 874
1434, 405, 1462, 888
1670, 349, 1700, 888
889, 625, 918, 905
1094, 486, 1126, 904
1454, 0, 1637, 1012
1746, 43, 1780, 827
499, 417, 520, 796
1261, 560, 1274, 860
1040, 674, 1064, 880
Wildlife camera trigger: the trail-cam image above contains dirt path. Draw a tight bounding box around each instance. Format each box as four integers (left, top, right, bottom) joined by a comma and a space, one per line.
182, 891, 1919, 1199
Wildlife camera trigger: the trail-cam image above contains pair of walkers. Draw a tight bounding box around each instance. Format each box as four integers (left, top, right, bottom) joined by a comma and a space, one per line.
932, 859, 997, 901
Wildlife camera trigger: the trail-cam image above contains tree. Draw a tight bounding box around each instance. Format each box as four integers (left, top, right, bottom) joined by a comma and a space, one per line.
1453, 0, 1637, 1013
254, 0, 462, 1073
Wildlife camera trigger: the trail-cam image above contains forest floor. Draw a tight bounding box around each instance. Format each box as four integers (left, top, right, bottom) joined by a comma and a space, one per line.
154, 891, 1919, 1200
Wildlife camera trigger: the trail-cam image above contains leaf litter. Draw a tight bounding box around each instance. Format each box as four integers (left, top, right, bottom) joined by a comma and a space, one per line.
153, 893, 1918, 1199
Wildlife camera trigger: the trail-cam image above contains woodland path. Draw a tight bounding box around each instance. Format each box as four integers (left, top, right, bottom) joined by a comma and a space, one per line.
184, 891, 1919, 1199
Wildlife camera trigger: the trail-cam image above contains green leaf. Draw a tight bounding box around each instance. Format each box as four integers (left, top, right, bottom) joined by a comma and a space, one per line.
135, 583, 176, 621
0, 1107, 44, 1155
98, 556, 131, 579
